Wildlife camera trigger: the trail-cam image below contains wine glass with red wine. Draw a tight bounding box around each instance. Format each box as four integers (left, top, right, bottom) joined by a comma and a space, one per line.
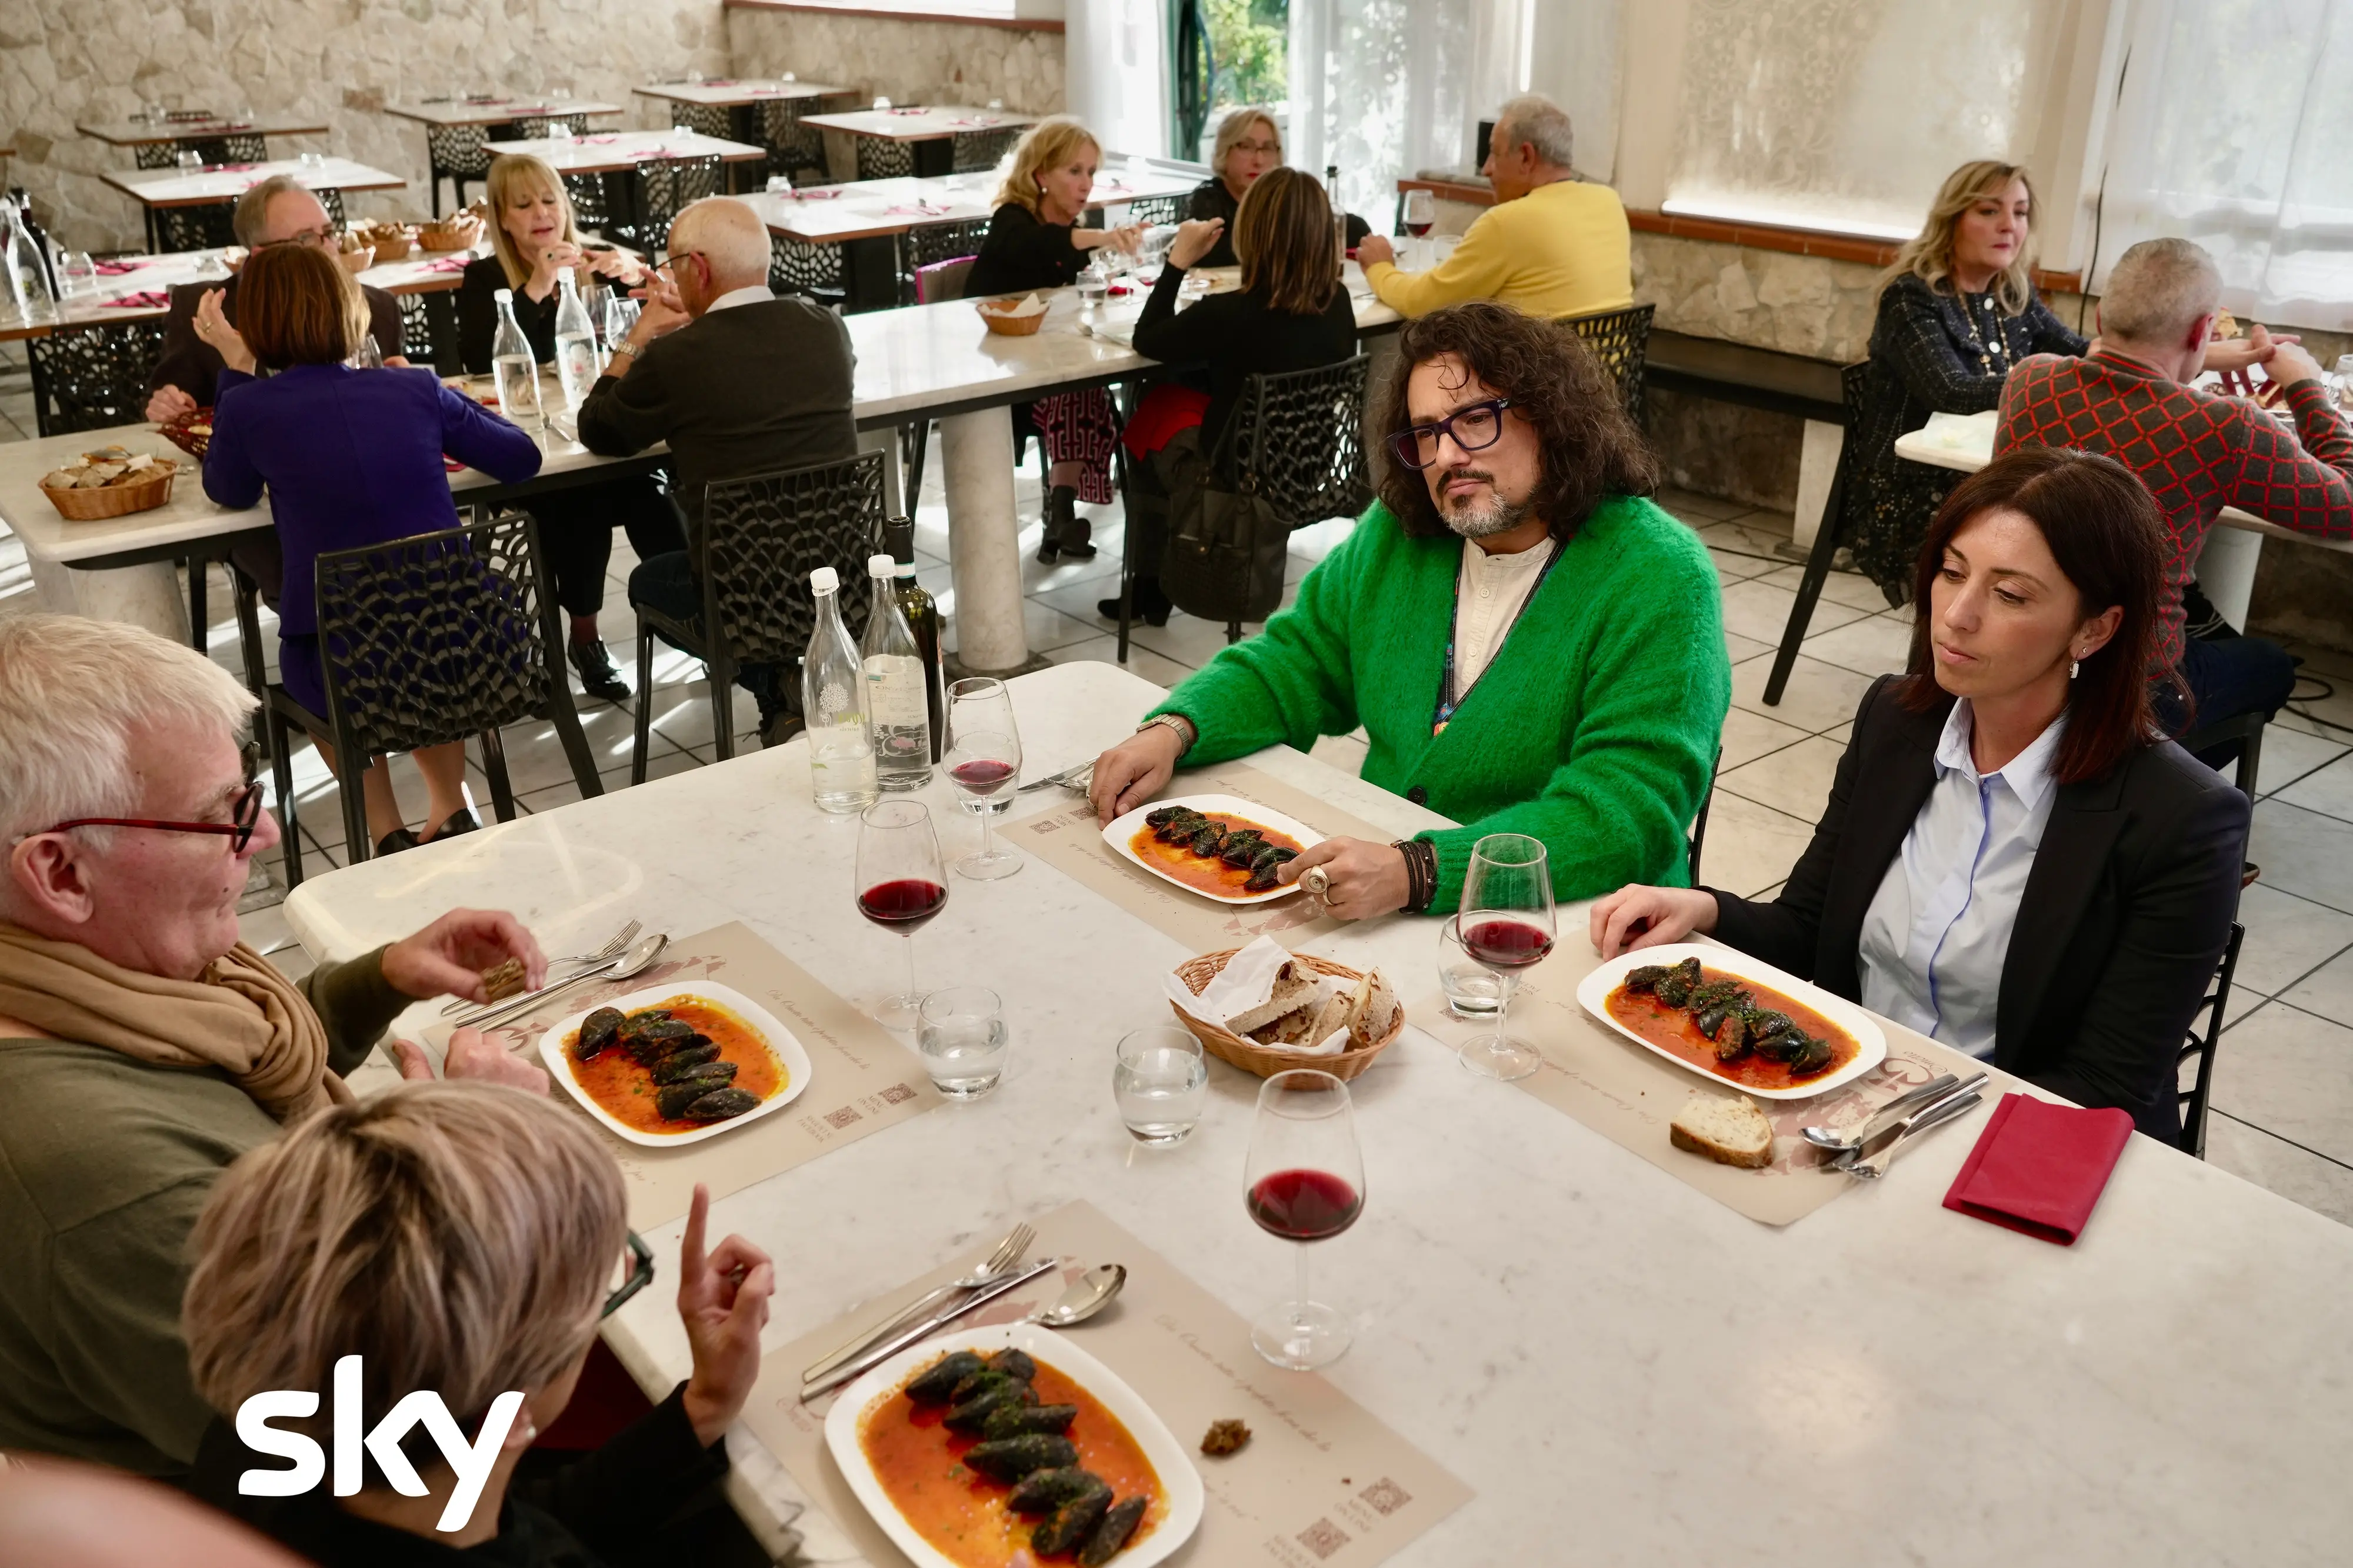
944, 676, 1024, 881
1244, 1068, 1365, 1371
1454, 832, 1554, 1080
856, 798, 947, 1029
1402, 188, 1435, 266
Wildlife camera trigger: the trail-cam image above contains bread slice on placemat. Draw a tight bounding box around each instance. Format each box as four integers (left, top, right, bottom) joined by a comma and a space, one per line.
1669, 1094, 1774, 1168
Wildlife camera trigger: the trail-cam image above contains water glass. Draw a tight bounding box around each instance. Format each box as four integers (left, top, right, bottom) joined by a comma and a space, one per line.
1113, 1027, 1208, 1146
1076, 258, 1110, 308
175, 149, 203, 173
58, 252, 96, 298
348, 332, 384, 370
873, 95, 893, 111
918, 986, 1008, 1099
1435, 914, 1503, 1019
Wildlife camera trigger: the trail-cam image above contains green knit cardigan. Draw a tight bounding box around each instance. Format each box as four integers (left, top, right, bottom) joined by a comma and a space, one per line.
1151, 495, 1730, 912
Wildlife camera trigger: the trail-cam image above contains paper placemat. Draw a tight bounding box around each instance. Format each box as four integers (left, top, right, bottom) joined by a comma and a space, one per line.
438, 922, 942, 1227
1010, 764, 1398, 954
745, 1199, 1471, 1567
1406, 942, 1985, 1226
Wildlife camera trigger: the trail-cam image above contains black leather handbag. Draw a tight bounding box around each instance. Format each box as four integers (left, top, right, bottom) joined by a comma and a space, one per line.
1158, 425, 1289, 624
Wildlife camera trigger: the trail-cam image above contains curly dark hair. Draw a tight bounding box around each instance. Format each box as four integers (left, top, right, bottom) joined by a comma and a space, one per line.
1374, 301, 1659, 542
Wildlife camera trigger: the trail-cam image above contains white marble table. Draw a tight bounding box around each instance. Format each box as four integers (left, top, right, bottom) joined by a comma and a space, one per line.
384, 98, 625, 128
77, 114, 331, 148
280, 659, 2353, 1566
749, 164, 1199, 247
799, 105, 1037, 145
478, 128, 766, 176
99, 155, 405, 210
634, 79, 850, 108
0, 242, 490, 346
1895, 407, 2353, 632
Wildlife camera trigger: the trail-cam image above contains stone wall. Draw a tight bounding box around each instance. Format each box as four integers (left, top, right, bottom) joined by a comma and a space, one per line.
725, 6, 1063, 117
0, 0, 730, 253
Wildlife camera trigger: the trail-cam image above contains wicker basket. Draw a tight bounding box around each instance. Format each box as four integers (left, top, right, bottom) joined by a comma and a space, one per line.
416, 218, 482, 252
158, 409, 214, 461
336, 244, 375, 275
1169, 949, 1402, 1082
360, 228, 415, 262
40, 461, 179, 521
976, 299, 1046, 336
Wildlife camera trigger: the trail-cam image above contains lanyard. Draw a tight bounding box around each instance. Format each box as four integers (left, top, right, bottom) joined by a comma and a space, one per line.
1431, 538, 1563, 736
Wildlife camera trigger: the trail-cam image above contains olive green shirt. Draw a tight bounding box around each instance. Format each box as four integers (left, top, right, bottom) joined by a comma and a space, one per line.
0, 947, 408, 1478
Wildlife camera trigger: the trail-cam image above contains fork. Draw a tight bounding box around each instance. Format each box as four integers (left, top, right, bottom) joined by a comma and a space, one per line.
1840, 1090, 1983, 1180
802, 1222, 1035, 1382
439, 919, 639, 1015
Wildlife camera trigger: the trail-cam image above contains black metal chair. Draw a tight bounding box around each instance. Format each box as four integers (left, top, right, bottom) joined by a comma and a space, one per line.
1119, 194, 1185, 227
158, 204, 240, 252
1688, 746, 1723, 885
1764, 360, 1874, 706
900, 216, 991, 307
630, 452, 892, 780
2179, 710, 2268, 799
26, 320, 165, 436
562, 171, 611, 236
951, 126, 1022, 174
768, 233, 844, 306
759, 99, 831, 186
426, 122, 498, 217
1114, 354, 1374, 659
619, 155, 722, 254
2178, 922, 2246, 1159
396, 290, 466, 375
669, 104, 731, 139
247, 511, 600, 888
134, 134, 267, 170
1560, 302, 1655, 425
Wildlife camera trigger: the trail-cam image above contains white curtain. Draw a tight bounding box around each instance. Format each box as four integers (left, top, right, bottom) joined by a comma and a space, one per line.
1067, 0, 1170, 162
2098, 0, 2353, 331
1663, 0, 2067, 239
1287, 0, 1484, 219
1528, 0, 1622, 183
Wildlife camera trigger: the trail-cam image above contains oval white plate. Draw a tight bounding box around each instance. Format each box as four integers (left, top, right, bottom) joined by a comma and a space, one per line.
1101, 792, 1325, 906
1573, 942, 1887, 1101
825, 1320, 1204, 1568
536, 981, 812, 1146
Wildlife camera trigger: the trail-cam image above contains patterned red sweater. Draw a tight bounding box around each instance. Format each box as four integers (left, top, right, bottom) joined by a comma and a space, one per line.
1997, 349, 2353, 665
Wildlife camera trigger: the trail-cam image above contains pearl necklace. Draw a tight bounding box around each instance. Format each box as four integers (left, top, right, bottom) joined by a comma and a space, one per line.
1956, 289, 2011, 376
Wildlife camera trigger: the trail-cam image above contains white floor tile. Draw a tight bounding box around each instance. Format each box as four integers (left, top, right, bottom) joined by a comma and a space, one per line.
2210, 1000, 2353, 1168
1690, 790, 1818, 900
2272, 751, 2353, 822
1797, 611, 1914, 680
1729, 650, 1877, 735
1752, 563, 1902, 613
2252, 725, 2350, 800
2249, 799, 2353, 916
2203, 1112, 2353, 1227
1714, 734, 1845, 824
1714, 705, 1814, 772
2230, 882, 2353, 998
1716, 576, 1871, 648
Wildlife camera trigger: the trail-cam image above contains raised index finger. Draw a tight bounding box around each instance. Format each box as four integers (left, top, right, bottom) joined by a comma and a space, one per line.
679, 1183, 711, 1297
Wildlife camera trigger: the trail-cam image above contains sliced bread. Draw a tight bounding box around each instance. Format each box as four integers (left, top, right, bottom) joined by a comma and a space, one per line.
1669, 1093, 1774, 1169
1223, 960, 1318, 1036
1347, 969, 1398, 1049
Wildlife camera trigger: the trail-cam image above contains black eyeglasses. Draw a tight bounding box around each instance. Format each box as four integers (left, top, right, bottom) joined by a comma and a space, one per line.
36, 746, 266, 853
602, 1231, 655, 1319
1387, 396, 1516, 471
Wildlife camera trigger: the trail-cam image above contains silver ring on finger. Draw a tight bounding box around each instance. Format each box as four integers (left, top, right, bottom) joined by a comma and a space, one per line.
1300, 865, 1331, 900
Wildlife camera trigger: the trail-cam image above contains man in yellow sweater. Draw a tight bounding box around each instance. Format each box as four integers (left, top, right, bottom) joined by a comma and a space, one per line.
1358, 92, 1632, 321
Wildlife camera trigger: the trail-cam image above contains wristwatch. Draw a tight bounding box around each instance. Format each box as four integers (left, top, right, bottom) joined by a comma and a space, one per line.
610, 340, 644, 364
1136, 713, 1195, 753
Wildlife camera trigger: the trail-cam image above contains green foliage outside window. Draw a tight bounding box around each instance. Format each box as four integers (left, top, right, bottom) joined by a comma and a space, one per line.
1205, 0, 1287, 109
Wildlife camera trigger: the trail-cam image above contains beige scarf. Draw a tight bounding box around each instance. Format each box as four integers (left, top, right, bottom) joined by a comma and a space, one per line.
0, 923, 353, 1122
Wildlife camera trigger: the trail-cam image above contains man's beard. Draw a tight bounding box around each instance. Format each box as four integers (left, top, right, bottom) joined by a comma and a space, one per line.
1434, 469, 1531, 540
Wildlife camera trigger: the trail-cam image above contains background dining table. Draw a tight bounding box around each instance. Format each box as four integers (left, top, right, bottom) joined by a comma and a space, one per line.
633, 78, 851, 109
100, 155, 405, 210
478, 126, 765, 176
384, 97, 626, 128
75, 113, 332, 150
798, 104, 1038, 179
274, 658, 2353, 1567
0, 241, 487, 345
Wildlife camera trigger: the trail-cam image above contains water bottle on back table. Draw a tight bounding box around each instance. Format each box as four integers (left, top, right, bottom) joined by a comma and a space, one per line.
862, 552, 934, 790
489, 288, 543, 431
804, 566, 879, 813
552, 269, 601, 406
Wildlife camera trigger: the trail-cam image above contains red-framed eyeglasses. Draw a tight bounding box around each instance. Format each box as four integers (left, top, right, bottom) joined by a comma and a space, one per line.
35, 755, 268, 854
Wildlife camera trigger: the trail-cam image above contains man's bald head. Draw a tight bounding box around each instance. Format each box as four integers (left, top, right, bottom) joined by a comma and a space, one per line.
2099, 238, 2222, 349
666, 198, 772, 307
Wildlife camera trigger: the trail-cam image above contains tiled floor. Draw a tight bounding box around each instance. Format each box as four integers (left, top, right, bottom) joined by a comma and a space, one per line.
7, 392, 2353, 1226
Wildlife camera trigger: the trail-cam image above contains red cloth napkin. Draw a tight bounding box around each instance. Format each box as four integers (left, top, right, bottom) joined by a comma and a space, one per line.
103, 289, 170, 309
1942, 1092, 2133, 1245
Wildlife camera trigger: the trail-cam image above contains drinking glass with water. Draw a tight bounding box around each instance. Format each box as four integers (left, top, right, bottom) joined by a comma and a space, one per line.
1435, 913, 1503, 1019
918, 987, 1008, 1099
1113, 1027, 1207, 1146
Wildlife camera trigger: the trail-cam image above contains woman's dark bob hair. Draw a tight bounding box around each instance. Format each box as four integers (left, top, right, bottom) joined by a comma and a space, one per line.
1374, 301, 1658, 542
1898, 444, 2177, 785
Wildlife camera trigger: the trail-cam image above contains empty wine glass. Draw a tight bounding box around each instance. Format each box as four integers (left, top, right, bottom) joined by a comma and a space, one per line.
175, 149, 203, 174
856, 798, 948, 1029
1454, 832, 1555, 1080
58, 252, 96, 299
944, 676, 1022, 880
1244, 1069, 1364, 1370
348, 332, 383, 369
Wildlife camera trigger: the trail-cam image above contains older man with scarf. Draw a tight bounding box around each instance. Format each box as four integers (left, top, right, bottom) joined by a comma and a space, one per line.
0, 615, 546, 1480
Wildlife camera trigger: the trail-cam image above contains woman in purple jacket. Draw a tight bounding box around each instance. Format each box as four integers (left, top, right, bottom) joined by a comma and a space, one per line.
201, 244, 544, 857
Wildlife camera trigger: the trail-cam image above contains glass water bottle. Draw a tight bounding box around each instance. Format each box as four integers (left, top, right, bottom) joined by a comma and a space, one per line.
804, 566, 879, 813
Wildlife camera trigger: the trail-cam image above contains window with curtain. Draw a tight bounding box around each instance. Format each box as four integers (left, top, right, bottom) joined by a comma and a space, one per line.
1664, 0, 2068, 239
2098, 0, 2353, 331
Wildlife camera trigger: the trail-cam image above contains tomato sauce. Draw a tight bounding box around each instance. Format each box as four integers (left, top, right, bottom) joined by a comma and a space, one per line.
1604, 972, 1858, 1091
857, 1357, 1162, 1568
1128, 813, 1305, 898
559, 995, 783, 1135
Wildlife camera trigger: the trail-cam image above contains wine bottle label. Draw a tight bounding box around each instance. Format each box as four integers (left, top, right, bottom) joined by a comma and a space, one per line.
864, 655, 929, 727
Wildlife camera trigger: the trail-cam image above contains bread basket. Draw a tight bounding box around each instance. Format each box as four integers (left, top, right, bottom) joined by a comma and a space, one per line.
416, 216, 482, 252
360, 225, 414, 262
39, 461, 179, 521
1169, 949, 1401, 1082
975, 298, 1046, 336
335, 243, 375, 275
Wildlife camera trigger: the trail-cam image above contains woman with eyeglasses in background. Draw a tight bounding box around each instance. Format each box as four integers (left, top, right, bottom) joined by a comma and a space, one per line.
185, 1082, 774, 1567
1182, 107, 1368, 270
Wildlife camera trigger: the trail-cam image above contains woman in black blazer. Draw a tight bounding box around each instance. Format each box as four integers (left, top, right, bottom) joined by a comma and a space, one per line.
456, 153, 682, 705
1594, 448, 2248, 1141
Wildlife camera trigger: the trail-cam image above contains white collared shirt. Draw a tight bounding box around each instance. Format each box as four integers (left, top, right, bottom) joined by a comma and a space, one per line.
705, 284, 775, 313
1857, 700, 2067, 1060
1452, 536, 1556, 690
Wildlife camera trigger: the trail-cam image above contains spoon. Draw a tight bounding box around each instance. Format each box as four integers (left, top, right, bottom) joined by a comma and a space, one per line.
1019, 1264, 1126, 1329
454, 932, 669, 1029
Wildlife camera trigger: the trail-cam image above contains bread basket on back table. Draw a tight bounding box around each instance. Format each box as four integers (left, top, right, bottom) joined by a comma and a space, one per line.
1169, 949, 1402, 1082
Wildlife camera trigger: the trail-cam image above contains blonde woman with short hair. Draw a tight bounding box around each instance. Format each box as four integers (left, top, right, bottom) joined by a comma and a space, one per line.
1183, 107, 1368, 269
456, 153, 675, 705
967, 115, 1144, 560
1847, 161, 2088, 598
182, 1082, 774, 1563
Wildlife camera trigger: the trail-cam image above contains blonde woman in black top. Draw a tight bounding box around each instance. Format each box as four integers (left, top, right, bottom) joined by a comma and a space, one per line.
1105, 167, 1359, 623
455, 155, 679, 704
1183, 107, 1369, 271
966, 116, 1142, 562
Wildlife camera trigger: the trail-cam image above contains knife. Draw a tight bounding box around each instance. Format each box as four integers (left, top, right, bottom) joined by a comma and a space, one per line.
1856, 1070, 1986, 1151
1837, 1075, 1986, 1169
801, 1257, 1058, 1400
1841, 1089, 1984, 1180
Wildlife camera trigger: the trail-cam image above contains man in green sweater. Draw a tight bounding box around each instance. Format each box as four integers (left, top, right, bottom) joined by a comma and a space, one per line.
0, 615, 548, 1480
1091, 302, 1729, 917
